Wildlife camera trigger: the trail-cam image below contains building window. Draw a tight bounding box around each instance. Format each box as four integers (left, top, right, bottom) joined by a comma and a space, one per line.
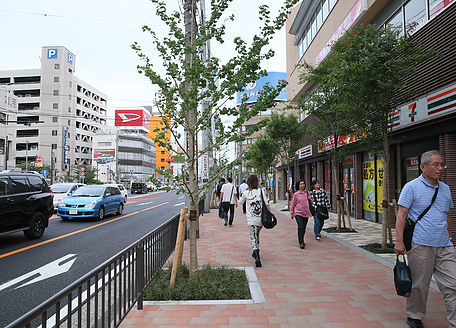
69, 81, 72, 87
52, 117, 58, 122
53, 90, 59, 96
52, 130, 57, 136
52, 144, 57, 149
387, 9, 404, 37
68, 94, 71, 100
54, 76, 59, 82
53, 103, 58, 109
161, 158, 165, 162
161, 166, 165, 169
68, 120, 71, 125
68, 107, 71, 113
405, 0, 426, 35
54, 64, 60, 69
161, 150, 165, 154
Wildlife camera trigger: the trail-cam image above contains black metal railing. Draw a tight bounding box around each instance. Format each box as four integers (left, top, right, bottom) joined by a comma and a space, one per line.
6, 213, 180, 328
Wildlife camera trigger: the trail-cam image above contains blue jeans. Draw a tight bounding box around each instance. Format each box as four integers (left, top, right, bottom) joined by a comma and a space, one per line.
313, 214, 324, 237
218, 205, 224, 218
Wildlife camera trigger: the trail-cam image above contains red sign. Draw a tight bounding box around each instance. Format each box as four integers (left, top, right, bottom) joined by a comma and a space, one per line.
115, 109, 150, 130
36, 156, 42, 163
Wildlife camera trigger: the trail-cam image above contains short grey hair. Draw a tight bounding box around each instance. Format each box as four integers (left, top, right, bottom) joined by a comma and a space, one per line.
420, 150, 442, 164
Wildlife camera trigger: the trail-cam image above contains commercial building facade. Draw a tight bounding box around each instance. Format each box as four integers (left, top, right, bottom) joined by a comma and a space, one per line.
147, 113, 171, 182
0, 46, 107, 178
286, 0, 456, 237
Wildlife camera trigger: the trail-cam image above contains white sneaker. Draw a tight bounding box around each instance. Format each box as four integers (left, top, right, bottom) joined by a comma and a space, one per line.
316, 236, 321, 242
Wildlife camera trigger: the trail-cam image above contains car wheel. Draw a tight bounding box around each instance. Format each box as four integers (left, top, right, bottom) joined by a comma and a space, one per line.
24, 212, 46, 240
117, 203, 124, 215
124, 195, 127, 203
97, 206, 105, 221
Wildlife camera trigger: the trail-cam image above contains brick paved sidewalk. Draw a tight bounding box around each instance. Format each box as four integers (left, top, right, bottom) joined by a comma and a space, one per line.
120, 206, 448, 328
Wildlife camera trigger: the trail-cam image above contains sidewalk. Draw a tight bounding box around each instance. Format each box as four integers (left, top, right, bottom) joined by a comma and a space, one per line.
120, 200, 448, 328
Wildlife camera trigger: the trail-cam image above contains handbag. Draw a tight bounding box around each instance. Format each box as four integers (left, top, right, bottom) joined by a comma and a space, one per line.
307, 191, 316, 216
260, 189, 277, 229
403, 186, 438, 251
393, 255, 412, 297
221, 186, 234, 212
316, 205, 329, 220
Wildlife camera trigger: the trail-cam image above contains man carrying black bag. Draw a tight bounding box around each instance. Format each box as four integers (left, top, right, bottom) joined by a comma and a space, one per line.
395, 150, 456, 328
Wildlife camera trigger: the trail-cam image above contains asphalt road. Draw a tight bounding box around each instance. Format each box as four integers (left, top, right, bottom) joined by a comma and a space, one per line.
0, 190, 184, 327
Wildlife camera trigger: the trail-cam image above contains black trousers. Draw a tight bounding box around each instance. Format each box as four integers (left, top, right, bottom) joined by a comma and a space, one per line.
223, 204, 235, 225
295, 215, 309, 245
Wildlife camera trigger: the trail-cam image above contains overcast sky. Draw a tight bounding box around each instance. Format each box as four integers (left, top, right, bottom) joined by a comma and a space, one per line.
0, 0, 289, 111
0, 0, 292, 160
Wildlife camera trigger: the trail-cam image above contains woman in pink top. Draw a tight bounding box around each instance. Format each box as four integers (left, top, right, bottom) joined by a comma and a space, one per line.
290, 180, 314, 249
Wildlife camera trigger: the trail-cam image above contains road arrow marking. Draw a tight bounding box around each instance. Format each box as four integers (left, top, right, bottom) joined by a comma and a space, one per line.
173, 202, 185, 206
0, 254, 77, 292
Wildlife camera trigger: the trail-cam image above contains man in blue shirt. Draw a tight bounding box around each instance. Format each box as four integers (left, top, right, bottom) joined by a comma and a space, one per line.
395, 150, 455, 328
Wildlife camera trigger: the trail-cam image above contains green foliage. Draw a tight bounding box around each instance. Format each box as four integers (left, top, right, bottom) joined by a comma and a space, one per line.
265, 113, 308, 164
244, 134, 278, 177
64, 165, 103, 185
144, 263, 250, 301
360, 243, 395, 254
131, 0, 299, 204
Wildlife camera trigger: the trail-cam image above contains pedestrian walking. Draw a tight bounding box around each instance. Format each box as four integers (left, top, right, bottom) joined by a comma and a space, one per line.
290, 180, 314, 249
394, 150, 456, 328
216, 178, 226, 219
239, 179, 248, 214
311, 180, 330, 242
219, 177, 238, 226
239, 174, 270, 267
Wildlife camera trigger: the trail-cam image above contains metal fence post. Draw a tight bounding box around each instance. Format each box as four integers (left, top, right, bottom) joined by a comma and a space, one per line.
136, 243, 144, 310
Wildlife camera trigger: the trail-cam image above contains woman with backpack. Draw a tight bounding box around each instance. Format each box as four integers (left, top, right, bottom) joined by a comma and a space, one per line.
239, 174, 271, 267
310, 180, 330, 241
290, 180, 314, 249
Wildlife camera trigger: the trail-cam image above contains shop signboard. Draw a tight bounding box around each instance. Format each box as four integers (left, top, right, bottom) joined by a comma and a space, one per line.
405, 156, 420, 183
93, 149, 116, 167
318, 135, 357, 153
362, 159, 384, 214
296, 145, 312, 159
115, 108, 150, 131
237, 72, 287, 105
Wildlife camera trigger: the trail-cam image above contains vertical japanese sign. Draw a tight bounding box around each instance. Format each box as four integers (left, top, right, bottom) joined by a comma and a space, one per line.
362, 160, 376, 212
376, 159, 384, 213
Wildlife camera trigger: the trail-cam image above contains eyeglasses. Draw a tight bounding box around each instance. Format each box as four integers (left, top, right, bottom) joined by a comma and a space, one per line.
425, 162, 447, 169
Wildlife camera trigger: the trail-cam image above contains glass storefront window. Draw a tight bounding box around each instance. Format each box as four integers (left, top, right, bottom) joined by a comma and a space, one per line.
404, 0, 426, 34
404, 156, 420, 183
429, 0, 455, 19
386, 9, 404, 37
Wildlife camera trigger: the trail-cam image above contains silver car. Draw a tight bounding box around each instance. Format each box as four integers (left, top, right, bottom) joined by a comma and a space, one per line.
50, 183, 85, 210
105, 184, 128, 203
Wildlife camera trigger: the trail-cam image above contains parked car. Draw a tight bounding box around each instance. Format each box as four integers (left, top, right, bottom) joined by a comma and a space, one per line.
130, 182, 147, 194
51, 183, 85, 210
0, 170, 53, 240
57, 185, 124, 221
145, 182, 156, 192
106, 184, 128, 203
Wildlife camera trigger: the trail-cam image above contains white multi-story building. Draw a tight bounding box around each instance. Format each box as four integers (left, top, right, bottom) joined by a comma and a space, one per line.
0, 87, 18, 170
0, 46, 107, 176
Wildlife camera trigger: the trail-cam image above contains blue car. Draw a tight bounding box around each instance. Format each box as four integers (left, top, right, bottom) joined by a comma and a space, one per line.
57, 185, 124, 221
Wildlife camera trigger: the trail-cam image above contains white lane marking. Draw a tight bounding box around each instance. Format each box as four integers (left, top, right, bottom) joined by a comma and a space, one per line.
173, 202, 185, 206
178, 196, 184, 199
137, 201, 154, 206
0, 254, 77, 292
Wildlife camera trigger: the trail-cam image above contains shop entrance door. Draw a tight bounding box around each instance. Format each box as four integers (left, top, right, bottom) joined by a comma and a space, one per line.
341, 165, 354, 217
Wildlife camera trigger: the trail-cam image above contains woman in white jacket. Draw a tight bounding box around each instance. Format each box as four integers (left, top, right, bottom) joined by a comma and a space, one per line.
239, 174, 271, 267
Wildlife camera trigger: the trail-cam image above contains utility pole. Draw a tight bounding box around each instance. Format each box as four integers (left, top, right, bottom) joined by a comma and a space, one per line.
25, 140, 29, 171
50, 150, 55, 184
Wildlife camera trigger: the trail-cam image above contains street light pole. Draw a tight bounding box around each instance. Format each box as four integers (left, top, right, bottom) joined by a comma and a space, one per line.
25, 140, 29, 171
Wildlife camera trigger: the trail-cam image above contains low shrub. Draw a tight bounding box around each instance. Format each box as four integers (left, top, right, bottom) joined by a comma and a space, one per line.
323, 226, 358, 233
360, 242, 395, 254
144, 263, 250, 301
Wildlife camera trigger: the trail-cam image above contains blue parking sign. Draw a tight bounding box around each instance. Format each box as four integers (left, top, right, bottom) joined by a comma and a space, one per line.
41, 170, 49, 176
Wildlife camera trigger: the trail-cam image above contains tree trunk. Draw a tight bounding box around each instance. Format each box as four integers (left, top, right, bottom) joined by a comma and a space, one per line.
333, 159, 342, 232
287, 160, 291, 210
382, 133, 390, 249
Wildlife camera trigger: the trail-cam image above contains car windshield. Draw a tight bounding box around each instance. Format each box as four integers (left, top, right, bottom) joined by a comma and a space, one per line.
132, 183, 142, 188
71, 186, 104, 197
51, 184, 72, 193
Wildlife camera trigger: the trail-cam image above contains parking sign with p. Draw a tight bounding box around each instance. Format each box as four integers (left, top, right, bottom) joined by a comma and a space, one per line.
47, 48, 58, 59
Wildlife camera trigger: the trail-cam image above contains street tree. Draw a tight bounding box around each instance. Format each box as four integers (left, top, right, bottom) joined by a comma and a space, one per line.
132, 0, 298, 273
244, 134, 278, 183
65, 165, 103, 185
326, 24, 435, 248
265, 113, 308, 209
298, 52, 362, 231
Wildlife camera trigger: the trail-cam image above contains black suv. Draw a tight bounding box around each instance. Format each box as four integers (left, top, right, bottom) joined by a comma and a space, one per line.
130, 182, 147, 194
0, 171, 54, 240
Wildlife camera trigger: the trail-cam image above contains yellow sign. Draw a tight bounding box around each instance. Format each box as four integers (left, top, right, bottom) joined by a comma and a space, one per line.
362, 159, 384, 213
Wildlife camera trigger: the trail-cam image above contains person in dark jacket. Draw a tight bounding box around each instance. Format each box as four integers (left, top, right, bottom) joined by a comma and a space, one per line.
216, 178, 226, 219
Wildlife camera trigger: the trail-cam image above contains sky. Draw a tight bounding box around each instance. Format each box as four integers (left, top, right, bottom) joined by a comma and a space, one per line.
0, 0, 292, 158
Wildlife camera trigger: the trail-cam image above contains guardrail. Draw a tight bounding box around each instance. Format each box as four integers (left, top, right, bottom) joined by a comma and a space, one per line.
6, 213, 180, 328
